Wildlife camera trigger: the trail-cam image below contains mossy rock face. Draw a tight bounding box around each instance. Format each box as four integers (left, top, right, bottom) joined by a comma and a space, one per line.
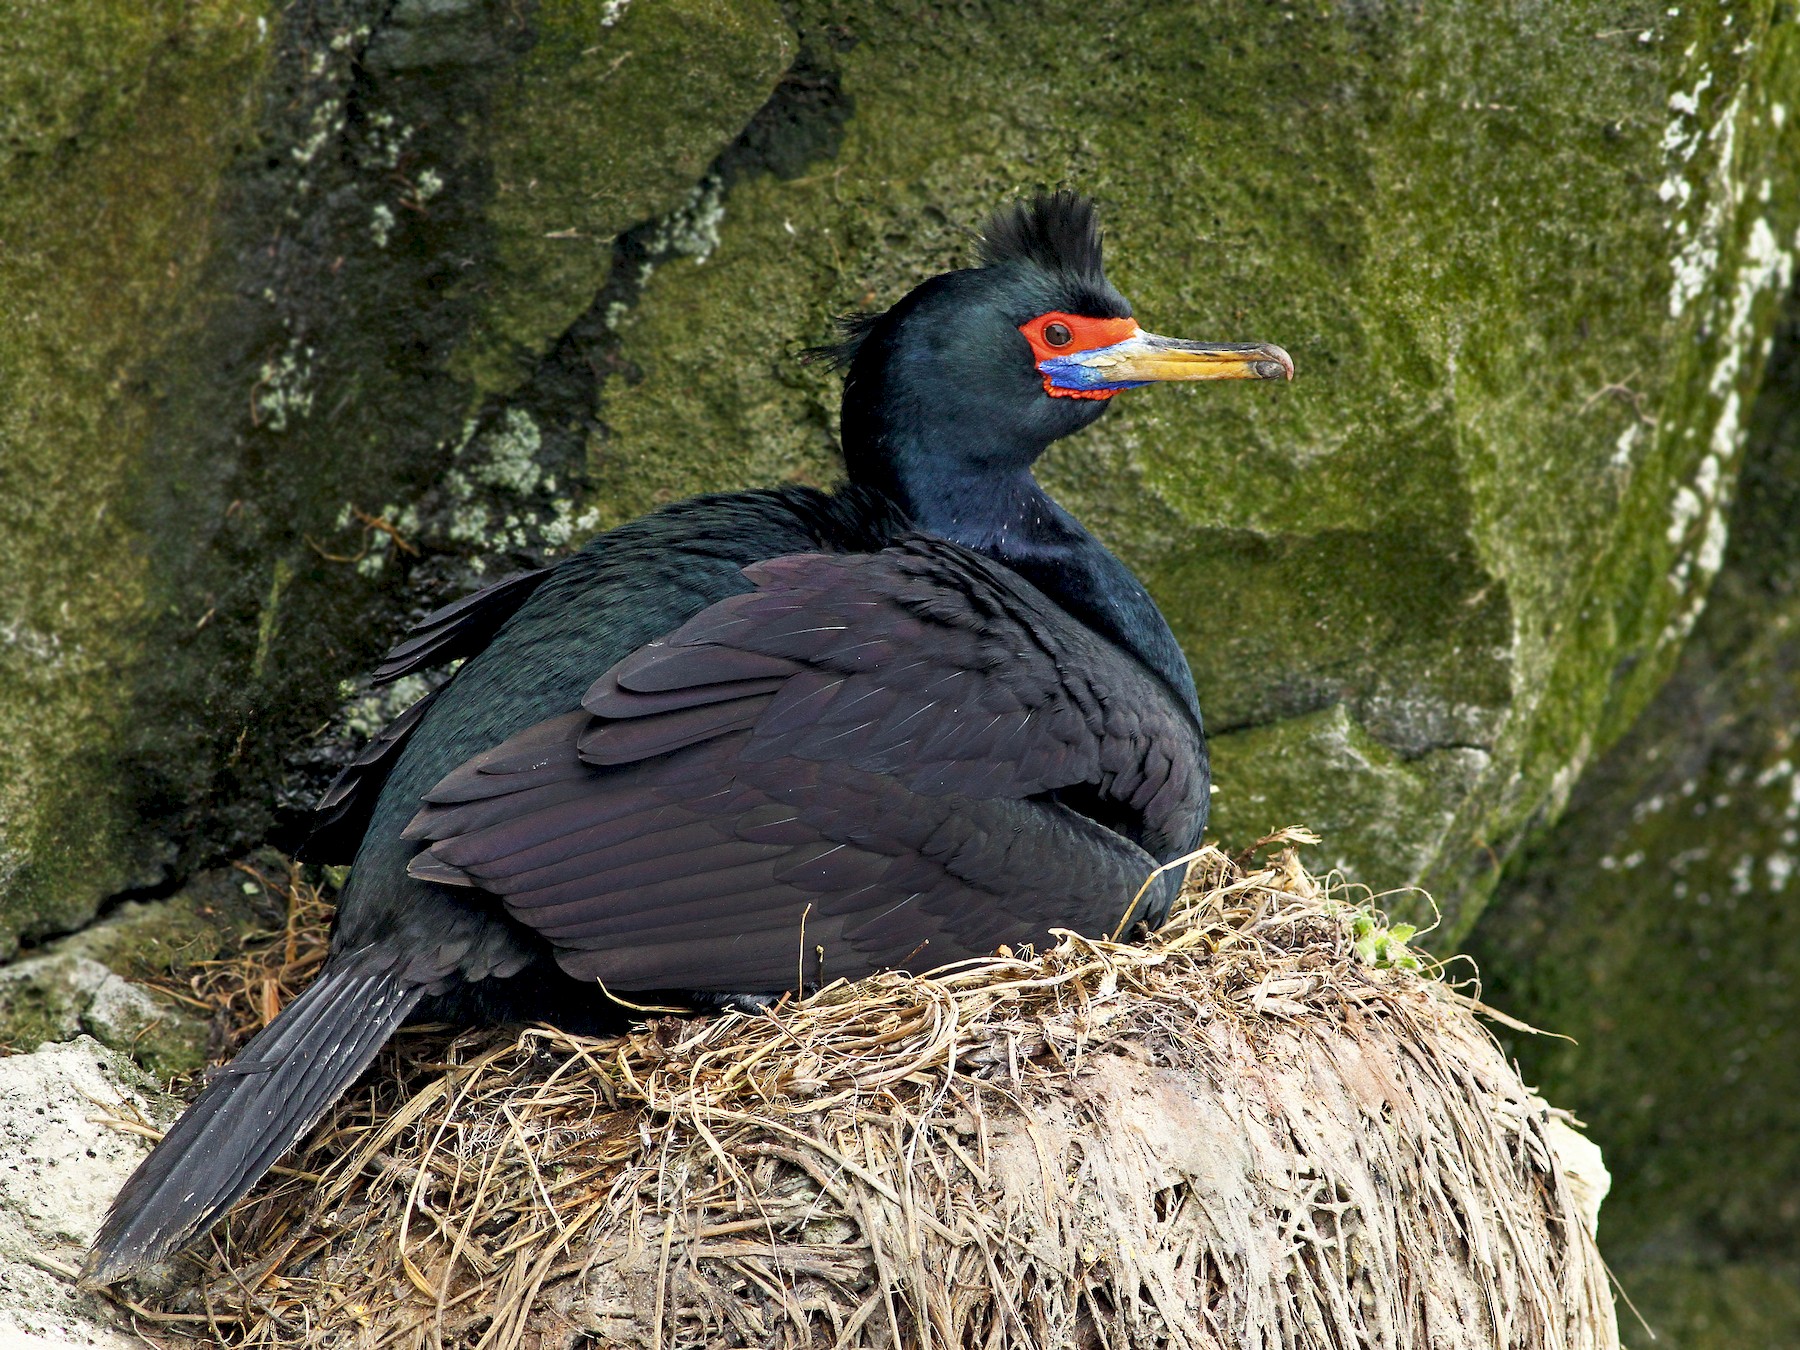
1468, 296, 1800, 1347
446, 0, 792, 397
0, 0, 272, 950
3, 0, 1800, 951
0, 954, 207, 1080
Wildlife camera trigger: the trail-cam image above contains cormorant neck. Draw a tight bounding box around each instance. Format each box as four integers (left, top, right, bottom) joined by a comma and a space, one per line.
851, 441, 1202, 723
879, 461, 1052, 554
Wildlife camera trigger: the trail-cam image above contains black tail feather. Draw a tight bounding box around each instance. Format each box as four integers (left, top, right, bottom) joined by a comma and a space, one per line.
84, 950, 423, 1283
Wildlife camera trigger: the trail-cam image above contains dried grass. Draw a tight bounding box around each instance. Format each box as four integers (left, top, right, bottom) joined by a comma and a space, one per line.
141, 856, 336, 1071
139, 833, 1617, 1350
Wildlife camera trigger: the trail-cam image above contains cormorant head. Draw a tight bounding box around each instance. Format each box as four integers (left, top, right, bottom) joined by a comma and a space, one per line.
814, 190, 1291, 516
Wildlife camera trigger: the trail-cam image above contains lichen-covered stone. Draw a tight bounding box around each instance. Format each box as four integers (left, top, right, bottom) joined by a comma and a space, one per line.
0, 865, 281, 1077
1468, 293, 1800, 1347
0, 954, 207, 1080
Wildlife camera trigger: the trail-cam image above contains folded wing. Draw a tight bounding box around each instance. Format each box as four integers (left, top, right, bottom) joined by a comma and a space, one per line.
404, 539, 1206, 993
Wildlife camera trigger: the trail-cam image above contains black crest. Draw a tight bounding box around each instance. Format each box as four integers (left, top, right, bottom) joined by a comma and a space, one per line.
801, 190, 1115, 372
976, 189, 1106, 284
799, 310, 883, 372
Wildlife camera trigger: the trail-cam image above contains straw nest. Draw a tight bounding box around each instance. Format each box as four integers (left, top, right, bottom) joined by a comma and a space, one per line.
129, 833, 1617, 1350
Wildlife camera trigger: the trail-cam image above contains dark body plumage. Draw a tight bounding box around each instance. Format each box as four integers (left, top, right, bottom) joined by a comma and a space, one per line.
86, 192, 1252, 1282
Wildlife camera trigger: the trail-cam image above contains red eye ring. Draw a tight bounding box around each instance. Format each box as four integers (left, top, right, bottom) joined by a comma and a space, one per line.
1019, 312, 1142, 400
1020, 312, 1137, 361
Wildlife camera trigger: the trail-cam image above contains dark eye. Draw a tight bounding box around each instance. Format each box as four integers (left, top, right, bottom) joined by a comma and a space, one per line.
1044, 322, 1072, 347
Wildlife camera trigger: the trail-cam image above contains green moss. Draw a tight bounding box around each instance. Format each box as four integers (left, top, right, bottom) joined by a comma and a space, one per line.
0, 0, 272, 952
1468, 285, 1800, 1345
452, 0, 792, 398
587, 2, 1800, 930
1208, 706, 1488, 898
1616, 1263, 1800, 1350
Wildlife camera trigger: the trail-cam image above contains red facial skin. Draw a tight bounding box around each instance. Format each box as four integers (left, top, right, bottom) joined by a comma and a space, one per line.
1018, 311, 1140, 400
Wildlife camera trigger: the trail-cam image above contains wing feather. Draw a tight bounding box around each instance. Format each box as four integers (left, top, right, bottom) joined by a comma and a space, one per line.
296, 687, 446, 863
370, 568, 552, 686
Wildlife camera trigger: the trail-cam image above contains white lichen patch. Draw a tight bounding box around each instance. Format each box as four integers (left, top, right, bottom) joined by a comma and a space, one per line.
1753, 757, 1793, 789
1658, 68, 1711, 212
291, 97, 345, 168
1694, 506, 1729, 578
646, 177, 729, 267
539, 499, 603, 548
0, 618, 64, 674
1730, 852, 1756, 895
363, 109, 417, 172
370, 202, 397, 248
1667, 83, 1741, 320
341, 673, 432, 741
446, 498, 492, 545
1769, 852, 1795, 891
1710, 218, 1794, 399
1657, 115, 1800, 646
470, 408, 545, 495
429, 409, 603, 557
1611, 422, 1642, 471
254, 341, 318, 432
1666, 483, 1703, 546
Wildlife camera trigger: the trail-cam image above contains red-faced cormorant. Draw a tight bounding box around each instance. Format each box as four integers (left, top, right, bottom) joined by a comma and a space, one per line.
85, 191, 1291, 1281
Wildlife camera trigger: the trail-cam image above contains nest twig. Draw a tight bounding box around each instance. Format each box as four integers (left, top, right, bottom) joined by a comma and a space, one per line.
134, 833, 1616, 1350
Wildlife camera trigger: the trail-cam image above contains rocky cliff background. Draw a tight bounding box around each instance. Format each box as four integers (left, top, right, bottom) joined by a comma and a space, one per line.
2, 2, 1796, 1344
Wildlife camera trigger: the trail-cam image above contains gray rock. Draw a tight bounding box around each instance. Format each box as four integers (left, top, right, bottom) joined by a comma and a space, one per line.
0, 1038, 174, 1348
0, 955, 206, 1080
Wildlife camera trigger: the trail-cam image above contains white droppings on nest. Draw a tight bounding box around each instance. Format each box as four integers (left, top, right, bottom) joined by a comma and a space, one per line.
138, 836, 1617, 1350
